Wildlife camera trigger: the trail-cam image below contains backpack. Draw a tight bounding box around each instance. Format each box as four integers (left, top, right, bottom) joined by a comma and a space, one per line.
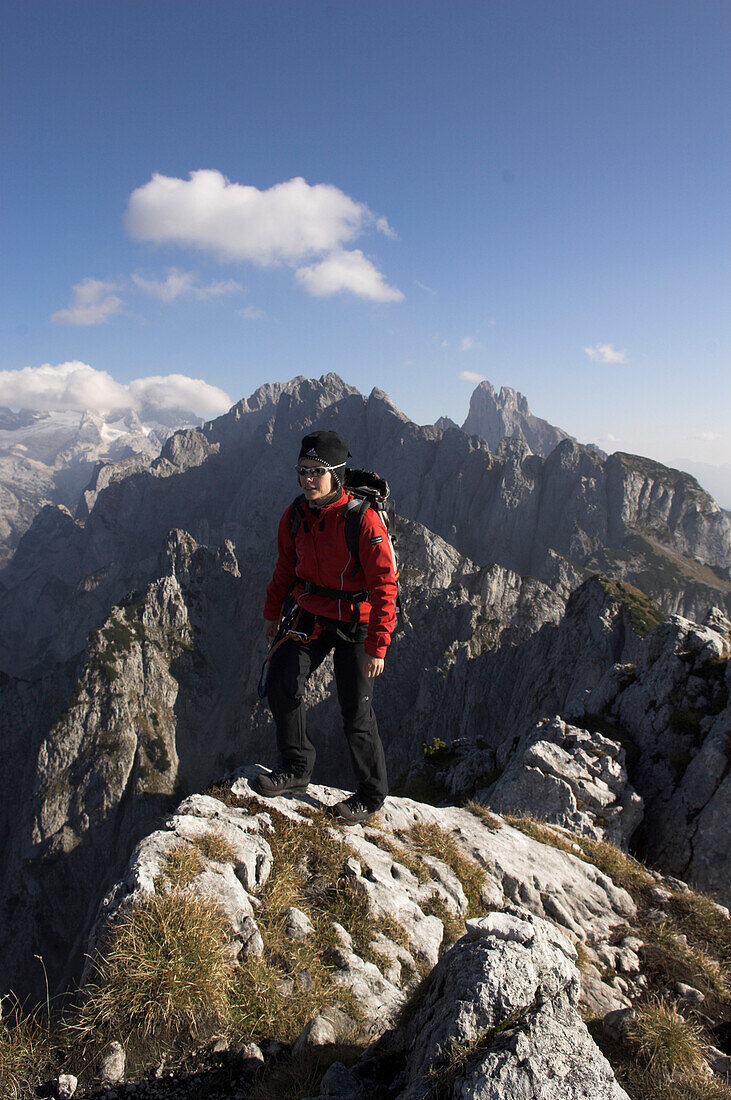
288, 468, 405, 630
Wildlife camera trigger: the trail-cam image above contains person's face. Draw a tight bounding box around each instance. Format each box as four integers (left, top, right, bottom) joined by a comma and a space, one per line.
297, 459, 334, 503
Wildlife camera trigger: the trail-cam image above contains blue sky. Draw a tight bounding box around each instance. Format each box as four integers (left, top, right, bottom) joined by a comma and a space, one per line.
2, 0, 730, 505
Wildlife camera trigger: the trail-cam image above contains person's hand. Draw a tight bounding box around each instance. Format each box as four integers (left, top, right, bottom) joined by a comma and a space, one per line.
363, 655, 384, 678
264, 619, 279, 643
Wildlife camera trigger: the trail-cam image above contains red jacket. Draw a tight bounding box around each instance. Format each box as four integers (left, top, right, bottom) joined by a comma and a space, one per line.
264, 489, 398, 659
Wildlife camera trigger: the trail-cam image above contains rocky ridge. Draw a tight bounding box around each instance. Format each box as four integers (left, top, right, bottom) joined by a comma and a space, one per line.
2, 374, 731, 1010
29, 773, 731, 1099
409, 595, 731, 906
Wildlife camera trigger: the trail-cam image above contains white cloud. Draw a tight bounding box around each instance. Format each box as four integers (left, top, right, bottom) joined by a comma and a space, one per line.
460, 370, 487, 383
691, 431, 722, 441
125, 170, 401, 302
239, 305, 267, 320
596, 433, 619, 443
295, 249, 403, 302
132, 268, 242, 302
415, 280, 437, 295
126, 170, 387, 264
376, 216, 398, 240
0, 361, 231, 418
51, 279, 124, 325
129, 374, 231, 417
460, 336, 482, 352
584, 343, 627, 364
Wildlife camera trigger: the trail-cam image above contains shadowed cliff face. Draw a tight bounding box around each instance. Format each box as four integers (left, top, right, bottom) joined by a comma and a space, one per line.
0, 512, 566, 1002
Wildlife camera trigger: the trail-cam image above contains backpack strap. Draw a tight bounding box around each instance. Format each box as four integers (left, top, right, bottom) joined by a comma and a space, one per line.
341, 497, 370, 574
288, 495, 307, 566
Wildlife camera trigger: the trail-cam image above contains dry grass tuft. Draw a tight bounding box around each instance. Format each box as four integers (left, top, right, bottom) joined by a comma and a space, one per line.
421, 895, 466, 951
194, 830, 238, 865
629, 997, 708, 1081
641, 922, 729, 1000
403, 822, 485, 916
201, 782, 259, 814
162, 844, 205, 887
0, 998, 54, 1100
228, 806, 378, 1040
667, 891, 731, 962
574, 835, 655, 895
465, 800, 502, 832
503, 814, 578, 855
365, 831, 431, 884
76, 890, 234, 1043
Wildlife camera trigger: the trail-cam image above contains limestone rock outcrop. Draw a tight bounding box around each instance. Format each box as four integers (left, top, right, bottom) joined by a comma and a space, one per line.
484, 716, 644, 846
83, 777, 634, 1099
329, 910, 630, 1100
428, 599, 730, 903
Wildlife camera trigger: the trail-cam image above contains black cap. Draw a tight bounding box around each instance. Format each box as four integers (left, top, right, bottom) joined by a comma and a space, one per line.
298, 430, 351, 469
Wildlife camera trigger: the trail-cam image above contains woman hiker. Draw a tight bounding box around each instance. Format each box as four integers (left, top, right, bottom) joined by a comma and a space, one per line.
253, 429, 398, 824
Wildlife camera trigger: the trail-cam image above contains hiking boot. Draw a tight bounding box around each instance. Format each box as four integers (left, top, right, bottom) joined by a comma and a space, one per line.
251, 770, 310, 798
329, 794, 381, 825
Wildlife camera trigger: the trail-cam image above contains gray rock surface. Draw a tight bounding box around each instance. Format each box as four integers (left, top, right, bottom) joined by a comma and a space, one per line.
97, 1040, 126, 1084
53, 1075, 78, 1099
420, 594, 731, 904
484, 716, 644, 845
308, 904, 629, 1100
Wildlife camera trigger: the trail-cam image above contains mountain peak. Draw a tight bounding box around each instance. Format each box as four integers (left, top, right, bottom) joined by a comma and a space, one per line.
463, 379, 571, 457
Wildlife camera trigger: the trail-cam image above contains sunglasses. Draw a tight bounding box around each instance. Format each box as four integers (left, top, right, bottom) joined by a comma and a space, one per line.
295, 465, 329, 478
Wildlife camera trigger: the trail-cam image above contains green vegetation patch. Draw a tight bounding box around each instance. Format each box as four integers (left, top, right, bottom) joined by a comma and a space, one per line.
597, 576, 667, 638
101, 618, 145, 654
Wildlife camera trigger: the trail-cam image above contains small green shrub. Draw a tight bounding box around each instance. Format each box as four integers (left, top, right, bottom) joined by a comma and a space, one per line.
423, 737, 448, 760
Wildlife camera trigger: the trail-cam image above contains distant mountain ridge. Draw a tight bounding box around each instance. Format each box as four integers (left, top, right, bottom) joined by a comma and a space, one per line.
1, 374, 729, 681
0, 405, 202, 567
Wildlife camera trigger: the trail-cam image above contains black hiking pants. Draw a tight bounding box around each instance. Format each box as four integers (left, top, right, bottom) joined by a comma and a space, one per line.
266, 617, 388, 808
